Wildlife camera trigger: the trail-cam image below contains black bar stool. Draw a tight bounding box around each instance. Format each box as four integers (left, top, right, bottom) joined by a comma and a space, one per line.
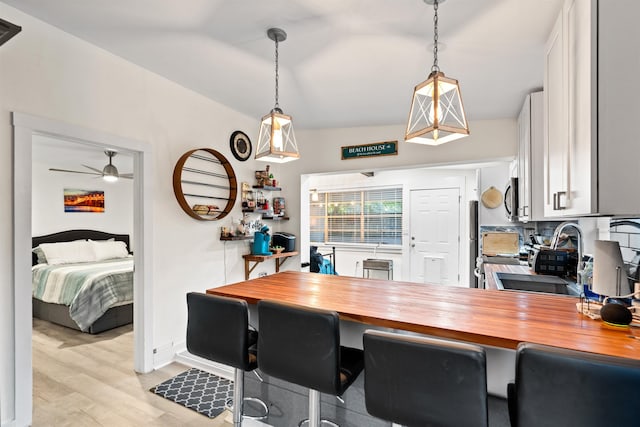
186, 292, 268, 426
508, 342, 640, 427
257, 300, 364, 427
363, 329, 488, 427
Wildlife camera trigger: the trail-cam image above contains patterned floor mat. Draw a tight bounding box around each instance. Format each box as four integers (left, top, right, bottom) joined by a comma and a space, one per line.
150, 367, 233, 418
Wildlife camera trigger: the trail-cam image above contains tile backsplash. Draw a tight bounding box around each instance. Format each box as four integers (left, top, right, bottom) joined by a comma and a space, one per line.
480, 221, 563, 254
608, 219, 640, 282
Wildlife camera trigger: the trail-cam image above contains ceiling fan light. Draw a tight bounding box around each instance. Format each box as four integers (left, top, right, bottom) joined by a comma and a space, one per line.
102, 164, 119, 182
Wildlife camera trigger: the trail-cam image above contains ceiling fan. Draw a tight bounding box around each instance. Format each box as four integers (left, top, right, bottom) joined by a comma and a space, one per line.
49, 150, 133, 182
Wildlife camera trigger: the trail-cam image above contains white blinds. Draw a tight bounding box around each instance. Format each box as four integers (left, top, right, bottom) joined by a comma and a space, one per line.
310, 187, 402, 245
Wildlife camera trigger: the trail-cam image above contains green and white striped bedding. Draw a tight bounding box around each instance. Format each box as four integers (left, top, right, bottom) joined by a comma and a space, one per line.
32, 257, 134, 331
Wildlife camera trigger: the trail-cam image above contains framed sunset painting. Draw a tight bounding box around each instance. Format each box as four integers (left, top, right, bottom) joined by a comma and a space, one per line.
63, 189, 105, 213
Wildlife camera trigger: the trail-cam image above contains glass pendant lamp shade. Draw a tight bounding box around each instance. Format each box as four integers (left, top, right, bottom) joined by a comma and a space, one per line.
256, 27, 300, 163
406, 70, 469, 145
406, 0, 469, 146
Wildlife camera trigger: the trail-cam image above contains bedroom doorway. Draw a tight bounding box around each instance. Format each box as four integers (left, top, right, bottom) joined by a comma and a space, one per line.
12, 113, 154, 426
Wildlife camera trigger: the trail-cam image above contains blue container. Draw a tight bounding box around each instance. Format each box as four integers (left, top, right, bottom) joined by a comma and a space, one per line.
252, 226, 272, 256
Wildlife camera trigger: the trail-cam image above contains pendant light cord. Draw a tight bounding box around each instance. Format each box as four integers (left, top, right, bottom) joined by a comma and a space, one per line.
274, 36, 280, 110
431, 0, 440, 73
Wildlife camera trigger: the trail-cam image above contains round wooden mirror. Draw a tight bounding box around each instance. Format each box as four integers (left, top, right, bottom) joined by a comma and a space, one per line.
172, 148, 237, 221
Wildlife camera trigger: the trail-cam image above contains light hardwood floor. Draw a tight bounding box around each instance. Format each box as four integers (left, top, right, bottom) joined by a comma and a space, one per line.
32, 318, 232, 426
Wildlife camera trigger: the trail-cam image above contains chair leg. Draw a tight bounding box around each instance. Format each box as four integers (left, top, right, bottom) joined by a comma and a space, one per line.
309, 389, 320, 427
233, 368, 244, 426
226, 368, 269, 424
298, 389, 339, 427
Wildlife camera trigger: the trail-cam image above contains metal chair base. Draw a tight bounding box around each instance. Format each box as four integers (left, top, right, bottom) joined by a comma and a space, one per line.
225, 397, 269, 419
298, 419, 339, 427
297, 389, 339, 427
227, 368, 270, 426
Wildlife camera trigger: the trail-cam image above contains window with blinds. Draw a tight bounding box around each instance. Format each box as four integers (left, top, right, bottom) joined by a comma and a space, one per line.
310, 187, 402, 246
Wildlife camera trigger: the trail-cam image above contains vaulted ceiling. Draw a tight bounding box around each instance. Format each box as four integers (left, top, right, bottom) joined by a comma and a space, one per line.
5, 0, 562, 129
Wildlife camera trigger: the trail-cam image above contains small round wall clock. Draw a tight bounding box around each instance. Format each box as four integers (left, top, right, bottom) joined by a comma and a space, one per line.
229, 130, 252, 162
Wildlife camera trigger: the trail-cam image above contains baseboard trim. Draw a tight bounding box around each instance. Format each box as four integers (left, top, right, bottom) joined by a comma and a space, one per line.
174, 350, 234, 380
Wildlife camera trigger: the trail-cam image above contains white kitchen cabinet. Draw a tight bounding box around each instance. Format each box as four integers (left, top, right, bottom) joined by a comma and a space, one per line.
543, 0, 640, 217
543, 7, 568, 216
517, 91, 544, 222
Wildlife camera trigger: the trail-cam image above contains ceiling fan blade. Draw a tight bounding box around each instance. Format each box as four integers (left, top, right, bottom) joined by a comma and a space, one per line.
82, 164, 104, 174
49, 168, 102, 176
119, 173, 134, 179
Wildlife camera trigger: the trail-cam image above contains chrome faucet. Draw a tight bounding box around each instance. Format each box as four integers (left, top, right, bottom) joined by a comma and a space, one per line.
551, 222, 583, 281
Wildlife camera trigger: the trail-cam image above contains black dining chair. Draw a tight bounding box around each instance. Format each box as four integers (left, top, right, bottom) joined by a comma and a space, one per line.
363, 329, 489, 427
186, 292, 268, 426
257, 299, 364, 427
507, 342, 640, 427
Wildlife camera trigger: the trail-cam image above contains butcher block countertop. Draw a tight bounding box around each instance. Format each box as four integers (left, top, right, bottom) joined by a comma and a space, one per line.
484, 263, 534, 290
208, 271, 640, 361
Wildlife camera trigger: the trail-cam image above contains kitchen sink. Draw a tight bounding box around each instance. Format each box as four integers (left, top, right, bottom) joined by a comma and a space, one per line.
494, 272, 581, 296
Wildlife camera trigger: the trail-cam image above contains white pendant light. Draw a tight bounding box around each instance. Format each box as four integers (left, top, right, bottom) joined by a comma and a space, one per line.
406, 0, 469, 145
255, 28, 300, 163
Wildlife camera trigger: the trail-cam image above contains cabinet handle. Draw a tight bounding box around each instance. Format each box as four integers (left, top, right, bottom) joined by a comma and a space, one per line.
557, 191, 567, 210
554, 191, 567, 210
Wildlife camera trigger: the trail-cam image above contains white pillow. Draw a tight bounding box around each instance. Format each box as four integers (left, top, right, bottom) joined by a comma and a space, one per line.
39, 240, 95, 265
90, 240, 129, 261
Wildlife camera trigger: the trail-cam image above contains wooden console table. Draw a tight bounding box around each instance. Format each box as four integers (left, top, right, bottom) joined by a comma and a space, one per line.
242, 251, 298, 280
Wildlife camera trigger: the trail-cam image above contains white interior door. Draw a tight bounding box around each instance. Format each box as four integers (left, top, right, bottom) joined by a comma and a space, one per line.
410, 188, 460, 285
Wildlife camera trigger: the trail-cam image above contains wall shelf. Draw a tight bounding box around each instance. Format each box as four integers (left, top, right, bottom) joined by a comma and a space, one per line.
220, 235, 252, 241
241, 208, 289, 221
242, 251, 298, 280
252, 185, 281, 191
173, 148, 237, 221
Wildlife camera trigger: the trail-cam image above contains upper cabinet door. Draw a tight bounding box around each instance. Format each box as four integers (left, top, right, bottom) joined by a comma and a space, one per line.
564, 0, 596, 216
544, 0, 597, 217
521, 91, 546, 222
544, 0, 640, 217
517, 95, 530, 220
543, 10, 567, 217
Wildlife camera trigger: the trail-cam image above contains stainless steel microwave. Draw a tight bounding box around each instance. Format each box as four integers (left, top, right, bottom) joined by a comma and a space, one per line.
504, 177, 519, 222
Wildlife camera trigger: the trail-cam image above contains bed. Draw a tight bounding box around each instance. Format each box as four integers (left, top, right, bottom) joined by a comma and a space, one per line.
31, 229, 134, 334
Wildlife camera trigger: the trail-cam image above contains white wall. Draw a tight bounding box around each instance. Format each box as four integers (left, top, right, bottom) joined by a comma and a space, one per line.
31, 140, 134, 238
289, 122, 516, 290
0, 4, 259, 424
0, 3, 517, 425
277, 120, 518, 261
303, 168, 478, 284
478, 162, 515, 226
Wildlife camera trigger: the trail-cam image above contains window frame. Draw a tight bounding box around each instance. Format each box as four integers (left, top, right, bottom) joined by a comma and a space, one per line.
310, 186, 403, 248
